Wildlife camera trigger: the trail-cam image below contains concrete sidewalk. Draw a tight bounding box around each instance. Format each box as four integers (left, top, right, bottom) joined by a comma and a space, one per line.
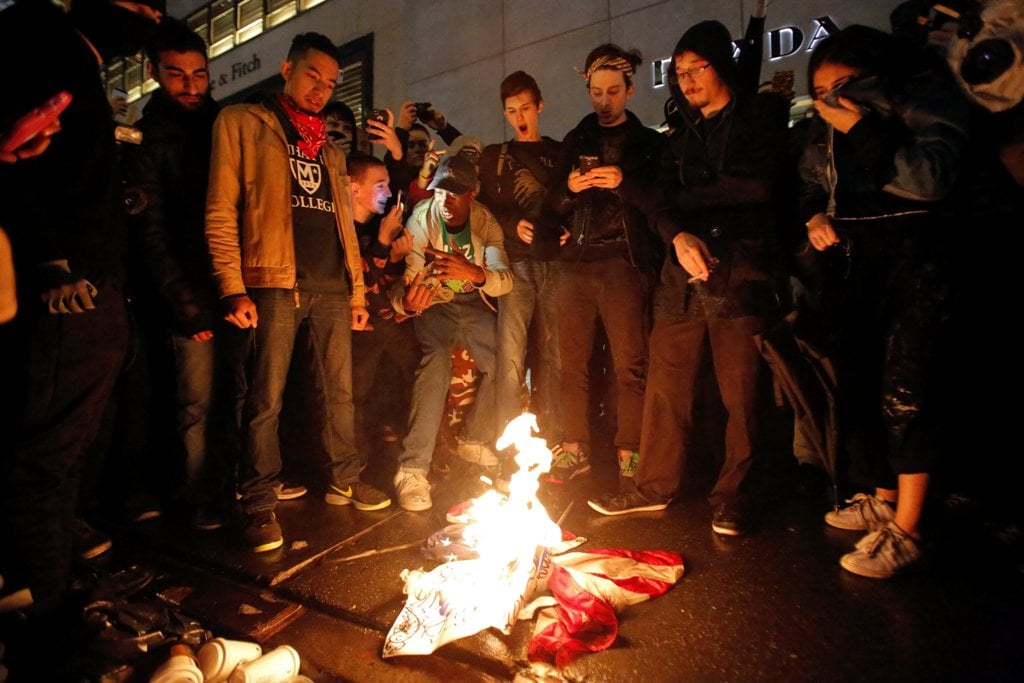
57, 446, 1024, 683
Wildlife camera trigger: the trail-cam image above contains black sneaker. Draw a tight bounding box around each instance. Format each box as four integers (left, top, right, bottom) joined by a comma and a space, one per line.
72, 518, 112, 559
325, 481, 392, 511
274, 482, 307, 501
191, 503, 224, 531
587, 488, 670, 516
124, 493, 162, 523
242, 511, 283, 552
711, 502, 748, 536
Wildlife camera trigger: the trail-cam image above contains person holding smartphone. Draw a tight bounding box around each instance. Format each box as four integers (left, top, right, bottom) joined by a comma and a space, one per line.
586, 21, 789, 538
546, 43, 672, 485
389, 155, 513, 511
346, 152, 419, 455
0, 0, 163, 630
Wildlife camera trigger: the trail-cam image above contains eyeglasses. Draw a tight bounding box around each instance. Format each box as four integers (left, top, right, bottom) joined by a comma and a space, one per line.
671, 64, 709, 84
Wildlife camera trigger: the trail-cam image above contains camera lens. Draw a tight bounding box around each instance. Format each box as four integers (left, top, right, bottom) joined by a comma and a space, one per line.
961, 39, 1015, 85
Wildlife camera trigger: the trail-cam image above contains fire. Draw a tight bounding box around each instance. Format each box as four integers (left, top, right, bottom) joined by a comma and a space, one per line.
458, 413, 562, 554
383, 413, 563, 657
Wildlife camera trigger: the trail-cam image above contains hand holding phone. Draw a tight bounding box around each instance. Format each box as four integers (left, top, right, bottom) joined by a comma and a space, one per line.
1, 91, 72, 160
414, 102, 433, 120
366, 109, 388, 140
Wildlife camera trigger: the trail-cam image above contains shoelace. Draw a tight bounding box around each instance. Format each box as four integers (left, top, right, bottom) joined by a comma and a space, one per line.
844, 493, 891, 525
862, 525, 917, 568
553, 450, 581, 468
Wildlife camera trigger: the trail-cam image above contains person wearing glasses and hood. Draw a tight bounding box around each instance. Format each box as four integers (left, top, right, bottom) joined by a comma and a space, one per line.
587, 21, 788, 538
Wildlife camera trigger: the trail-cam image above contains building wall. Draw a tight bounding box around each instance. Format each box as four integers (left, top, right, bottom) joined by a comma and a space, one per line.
170, 0, 895, 144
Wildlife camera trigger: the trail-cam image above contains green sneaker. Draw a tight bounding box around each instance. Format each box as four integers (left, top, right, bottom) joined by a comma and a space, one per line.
544, 445, 591, 484
617, 449, 639, 478
325, 481, 392, 511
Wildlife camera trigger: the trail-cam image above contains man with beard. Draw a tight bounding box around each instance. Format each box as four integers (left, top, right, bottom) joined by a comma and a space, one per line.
587, 21, 788, 536
206, 33, 390, 553
121, 18, 245, 530
0, 0, 162, 621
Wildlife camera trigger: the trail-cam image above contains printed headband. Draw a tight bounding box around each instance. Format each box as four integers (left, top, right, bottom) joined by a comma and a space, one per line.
574, 55, 635, 82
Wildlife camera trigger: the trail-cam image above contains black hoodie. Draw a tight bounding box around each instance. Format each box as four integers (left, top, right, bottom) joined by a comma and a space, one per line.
122, 88, 222, 336
658, 20, 790, 319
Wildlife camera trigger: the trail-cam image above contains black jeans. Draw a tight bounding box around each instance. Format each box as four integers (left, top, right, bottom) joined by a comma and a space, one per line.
557, 258, 648, 450
635, 312, 764, 506
826, 223, 950, 488
351, 316, 421, 455
0, 282, 128, 611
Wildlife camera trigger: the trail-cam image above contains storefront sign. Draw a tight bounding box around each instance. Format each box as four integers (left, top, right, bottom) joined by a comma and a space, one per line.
652, 16, 841, 87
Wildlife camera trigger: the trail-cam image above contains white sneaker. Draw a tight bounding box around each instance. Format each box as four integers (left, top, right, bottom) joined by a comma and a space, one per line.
840, 522, 923, 579
456, 440, 499, 467
825, 493, 895, 532
394, 470, 432, 511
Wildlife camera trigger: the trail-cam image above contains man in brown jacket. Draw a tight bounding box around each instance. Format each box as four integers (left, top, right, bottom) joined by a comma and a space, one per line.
206, 33, 390, 552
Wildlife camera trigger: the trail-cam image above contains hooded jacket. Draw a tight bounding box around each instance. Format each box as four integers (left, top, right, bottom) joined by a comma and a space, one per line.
657, 21, 790, 319
549, 110, 670, 272
390, 197, 513, 316
797, 70, 971, 225
122, 89, 221, 336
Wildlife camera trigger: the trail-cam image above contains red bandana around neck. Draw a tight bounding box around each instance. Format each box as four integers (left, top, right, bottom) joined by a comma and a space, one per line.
276, 93, 327, 160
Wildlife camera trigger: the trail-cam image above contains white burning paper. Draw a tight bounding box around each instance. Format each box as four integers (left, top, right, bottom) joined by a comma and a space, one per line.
383, 414, 562, 658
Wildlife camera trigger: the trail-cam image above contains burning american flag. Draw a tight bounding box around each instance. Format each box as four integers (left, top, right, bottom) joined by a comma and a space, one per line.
382, 414, 684, 665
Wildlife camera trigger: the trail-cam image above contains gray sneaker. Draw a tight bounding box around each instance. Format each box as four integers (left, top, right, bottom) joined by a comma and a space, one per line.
840, 522, 923, 579
274, 482, 308, 501
825, 493, 895, 532
456, 440, 499, 467
394, 470, 432, 511
588, 488, 669, 516
325, 481, 392, 511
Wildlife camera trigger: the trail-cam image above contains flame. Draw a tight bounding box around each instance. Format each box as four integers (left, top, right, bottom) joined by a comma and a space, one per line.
384, 414, 565, 656
458, 413, 562, 556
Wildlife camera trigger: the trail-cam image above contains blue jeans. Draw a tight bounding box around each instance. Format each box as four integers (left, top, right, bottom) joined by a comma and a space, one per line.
171, 320, 246, 503
399, 294, 497, 472
239, 288, 359, 514
497, 259, 562, 442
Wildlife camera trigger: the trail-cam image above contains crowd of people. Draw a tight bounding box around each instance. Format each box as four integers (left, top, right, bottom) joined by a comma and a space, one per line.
1, 0, 1022, 638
